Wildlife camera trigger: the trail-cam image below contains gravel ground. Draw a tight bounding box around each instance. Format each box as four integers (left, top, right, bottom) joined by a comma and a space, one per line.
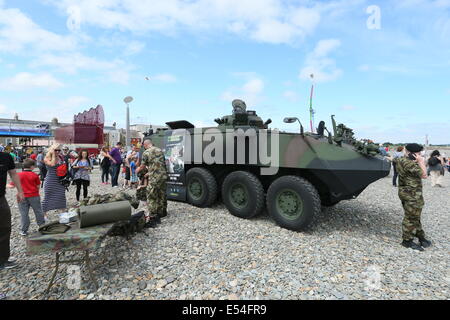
1, 165, 449, 300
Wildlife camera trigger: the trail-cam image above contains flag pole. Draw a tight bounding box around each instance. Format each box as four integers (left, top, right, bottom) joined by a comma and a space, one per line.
309, 74, 315, 133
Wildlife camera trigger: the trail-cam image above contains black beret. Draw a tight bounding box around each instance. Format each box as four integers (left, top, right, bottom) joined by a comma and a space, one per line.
405, 143, 423, 153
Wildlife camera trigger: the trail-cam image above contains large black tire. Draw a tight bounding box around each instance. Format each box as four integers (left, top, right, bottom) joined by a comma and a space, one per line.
186, 167, 218, 207
266, 176, 321, 231
222, 171, 265, 219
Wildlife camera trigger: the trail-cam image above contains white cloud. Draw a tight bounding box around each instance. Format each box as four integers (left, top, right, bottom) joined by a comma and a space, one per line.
148, 73, 178, 83
10, 96, 94, 123
358, 64, 370, 72
283, 90, 299, 102
396, 0, 450, 9
313, 39, 341, 57
108, 69, 131, 85
51, 96, 92, 122
0, 6, 136, 85
0, 72, 64, 91
221, 74, 264, 107
30, 53, 120, 75
289, 7, 321, 32
47, 0, 322, 45
243, 78, 264, 95
30, 52, 134, 85
58, 96, 91, 109
227, 22, 247, 34
251, 20, 297, 44
125, 41, 146, 56
376, 65, 413, 73
0, 7, 76, 53
299, 39, 342, 83
357, 64, 414, 74
0, 103, 8, 114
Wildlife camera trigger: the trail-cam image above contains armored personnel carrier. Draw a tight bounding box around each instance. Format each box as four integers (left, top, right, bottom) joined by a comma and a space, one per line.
145, 99, 390, 231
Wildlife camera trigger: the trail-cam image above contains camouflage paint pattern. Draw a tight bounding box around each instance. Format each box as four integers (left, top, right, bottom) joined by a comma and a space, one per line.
79, 191, 139, 209
142, 146, 168, 216
26, 223, 113, 255
146, 107, 390, 204
147, 180, 167, 217
136, 186, 147, 201
136, 166, 148, 201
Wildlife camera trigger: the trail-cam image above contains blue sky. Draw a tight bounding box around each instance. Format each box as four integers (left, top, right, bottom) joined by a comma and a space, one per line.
0, 0, 449, 144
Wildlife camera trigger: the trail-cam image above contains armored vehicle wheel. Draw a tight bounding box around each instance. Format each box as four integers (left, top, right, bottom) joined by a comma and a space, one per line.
222, 171, 265, 219
186, 168, 218, 207
267, 176, 321, 231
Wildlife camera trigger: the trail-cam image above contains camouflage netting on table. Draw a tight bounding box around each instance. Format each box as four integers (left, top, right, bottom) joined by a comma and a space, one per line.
26, 223, 113, 255
78, 191, 140, 210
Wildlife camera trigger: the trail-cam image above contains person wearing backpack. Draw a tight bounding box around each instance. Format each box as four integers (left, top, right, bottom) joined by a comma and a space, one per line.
41, 144, 67, 220
428, 150, 444, 187
72, 150, 93, 202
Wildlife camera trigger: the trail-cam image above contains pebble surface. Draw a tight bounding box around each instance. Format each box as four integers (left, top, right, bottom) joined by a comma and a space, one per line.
1, 165, 449, 300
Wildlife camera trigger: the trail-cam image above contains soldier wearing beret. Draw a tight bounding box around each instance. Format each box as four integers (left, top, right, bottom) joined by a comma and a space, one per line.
392, 143, 431, 251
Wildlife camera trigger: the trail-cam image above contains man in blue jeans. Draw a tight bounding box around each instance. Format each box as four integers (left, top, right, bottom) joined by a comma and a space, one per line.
106, 142, 123, 187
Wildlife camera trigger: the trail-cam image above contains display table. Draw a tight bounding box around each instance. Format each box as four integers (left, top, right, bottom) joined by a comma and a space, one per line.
26, 222, 115, 295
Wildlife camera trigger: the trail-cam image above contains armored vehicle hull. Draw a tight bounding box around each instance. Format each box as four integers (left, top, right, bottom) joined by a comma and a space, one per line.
145, 100, 390, 231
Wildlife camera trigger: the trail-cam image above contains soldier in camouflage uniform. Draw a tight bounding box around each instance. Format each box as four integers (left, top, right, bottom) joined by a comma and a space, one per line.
393, 143, 431, 251
140, 139, 168, 218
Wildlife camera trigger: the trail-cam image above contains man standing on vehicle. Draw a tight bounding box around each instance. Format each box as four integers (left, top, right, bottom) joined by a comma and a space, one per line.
393, 143, 431, 251
139, 139, 168, 218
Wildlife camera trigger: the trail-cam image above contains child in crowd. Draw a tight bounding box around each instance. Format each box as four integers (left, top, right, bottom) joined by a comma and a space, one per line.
130, 156, 138, 188
7, 159, 46, 236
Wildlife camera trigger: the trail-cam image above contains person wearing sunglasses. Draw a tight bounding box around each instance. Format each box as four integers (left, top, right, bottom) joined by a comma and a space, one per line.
41, 144, 67, 220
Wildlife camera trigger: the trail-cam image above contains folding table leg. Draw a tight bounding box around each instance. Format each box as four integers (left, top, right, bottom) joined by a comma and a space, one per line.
44, 252, 60, 295
84, 251, 98, 290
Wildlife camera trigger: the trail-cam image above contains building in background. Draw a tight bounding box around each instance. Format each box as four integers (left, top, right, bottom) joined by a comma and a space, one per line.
128, 124, 166, 149
130, 124, 166, 135
0, 114, 69, 147
1, 108, 166, 152
54, 105, 108, 155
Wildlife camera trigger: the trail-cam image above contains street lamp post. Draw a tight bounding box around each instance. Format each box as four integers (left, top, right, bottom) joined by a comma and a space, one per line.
123, 96, 134, 151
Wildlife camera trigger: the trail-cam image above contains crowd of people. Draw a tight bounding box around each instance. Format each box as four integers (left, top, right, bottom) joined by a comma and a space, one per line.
0, 139, 449, 270
1, 142, 147, 199
0, 139, 168, 270
390, 147, 449, 188
99, 142, 142, 189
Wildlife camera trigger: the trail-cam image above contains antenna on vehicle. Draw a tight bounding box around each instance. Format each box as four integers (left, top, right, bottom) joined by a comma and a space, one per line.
309, 74, 315, 133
